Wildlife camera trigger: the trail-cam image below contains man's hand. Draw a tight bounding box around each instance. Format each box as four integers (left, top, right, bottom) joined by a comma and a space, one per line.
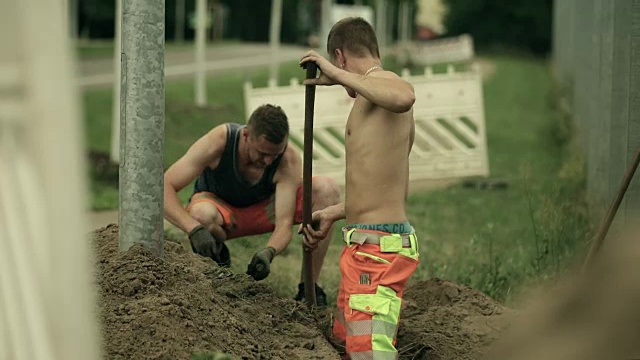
298, 209, 336, 249
299, 50, 343, 86
188, 225, 221, 263
246, 247, 277, 281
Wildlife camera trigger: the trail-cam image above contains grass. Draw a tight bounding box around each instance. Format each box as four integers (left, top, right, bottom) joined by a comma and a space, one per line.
403, 54, 592, 304
85, 49, 593, 307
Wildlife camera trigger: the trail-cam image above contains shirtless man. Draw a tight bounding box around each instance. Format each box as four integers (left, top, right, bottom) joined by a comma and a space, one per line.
163, 104, 340, 305
299, 17, 420, 359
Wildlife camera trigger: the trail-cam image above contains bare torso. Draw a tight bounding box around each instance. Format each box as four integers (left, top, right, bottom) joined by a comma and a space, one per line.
344, 95, 415, 225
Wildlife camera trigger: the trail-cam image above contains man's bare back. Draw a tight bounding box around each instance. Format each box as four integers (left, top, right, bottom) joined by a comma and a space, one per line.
344, 92, 415, 225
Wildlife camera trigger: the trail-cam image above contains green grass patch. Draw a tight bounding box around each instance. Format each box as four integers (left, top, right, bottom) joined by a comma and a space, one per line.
403, 54, 592, 304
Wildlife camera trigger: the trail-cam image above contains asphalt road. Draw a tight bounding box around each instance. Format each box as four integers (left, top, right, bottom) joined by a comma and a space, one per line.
76, 42, 310, 89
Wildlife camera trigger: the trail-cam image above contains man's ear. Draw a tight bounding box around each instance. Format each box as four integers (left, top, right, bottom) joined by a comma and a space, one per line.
335, 48, 345, 68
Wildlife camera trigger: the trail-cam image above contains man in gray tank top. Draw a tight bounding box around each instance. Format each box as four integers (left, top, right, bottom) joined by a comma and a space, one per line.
163, 104, 340, 306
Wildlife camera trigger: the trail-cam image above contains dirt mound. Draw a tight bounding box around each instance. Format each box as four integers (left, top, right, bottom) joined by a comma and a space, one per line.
397, 278, 515, 359
93, 225, 512, 360
93, 225, 340, 360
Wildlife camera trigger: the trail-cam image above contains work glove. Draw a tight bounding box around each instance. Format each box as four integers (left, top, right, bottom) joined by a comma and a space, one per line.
217, 241, 231, 268
188, 225, 221, 263
246, 246, 277, 281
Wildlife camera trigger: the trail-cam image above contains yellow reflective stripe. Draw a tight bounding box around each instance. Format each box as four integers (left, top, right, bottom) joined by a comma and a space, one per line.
349, 351, 373, 360
349, 350, 397, 360
345, 319, 396, 338
355, 251, 392, 264
372, 320, 397, 338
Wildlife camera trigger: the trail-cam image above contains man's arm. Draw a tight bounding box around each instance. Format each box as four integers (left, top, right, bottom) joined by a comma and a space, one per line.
164, 125, 226, 233
325, 202, 346, 222
299, 51, 414, 113
338, 70, 415, 113
265, 148, 302, 254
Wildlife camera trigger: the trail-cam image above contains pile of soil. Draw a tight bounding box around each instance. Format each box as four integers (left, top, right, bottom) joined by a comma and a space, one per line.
397, 278, 515, 359
93, 225, 513, 360
94, 225, 339, 360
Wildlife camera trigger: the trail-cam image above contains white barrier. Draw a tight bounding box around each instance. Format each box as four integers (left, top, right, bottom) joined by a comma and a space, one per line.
243, 65, 489, 186
396, 34, 475, 66
401, 65, 489, 180
0, 1, 101, 359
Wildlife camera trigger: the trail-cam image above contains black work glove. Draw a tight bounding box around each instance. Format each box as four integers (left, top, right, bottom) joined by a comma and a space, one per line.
188, 225, 221, 263
246, 246, 277, 281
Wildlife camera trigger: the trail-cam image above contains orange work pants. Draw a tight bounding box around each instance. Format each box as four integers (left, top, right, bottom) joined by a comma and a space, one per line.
332, 227, 420, 359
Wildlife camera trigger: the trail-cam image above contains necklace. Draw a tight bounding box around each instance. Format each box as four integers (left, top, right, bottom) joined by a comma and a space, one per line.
365, 65, 382, 76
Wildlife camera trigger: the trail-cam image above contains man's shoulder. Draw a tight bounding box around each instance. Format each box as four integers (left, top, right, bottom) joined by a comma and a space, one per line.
192, 123, 233, 161
282, 145, 302, 165
273, 146, 302, 183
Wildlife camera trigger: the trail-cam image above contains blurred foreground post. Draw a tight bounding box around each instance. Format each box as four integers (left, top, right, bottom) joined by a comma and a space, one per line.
195, 0, 207, 106
119, 0, 165, 257
0, 0, 101, 359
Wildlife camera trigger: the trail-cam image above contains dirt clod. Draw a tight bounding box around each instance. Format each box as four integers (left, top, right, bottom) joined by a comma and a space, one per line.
93, 225, 512, 360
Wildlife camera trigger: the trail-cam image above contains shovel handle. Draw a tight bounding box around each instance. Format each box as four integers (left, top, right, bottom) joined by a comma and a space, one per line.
302, 61, 318, 308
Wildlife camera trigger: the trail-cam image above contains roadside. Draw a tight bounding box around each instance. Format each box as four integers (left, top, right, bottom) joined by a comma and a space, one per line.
75, 42, 496, 89
76, 42, 309, 89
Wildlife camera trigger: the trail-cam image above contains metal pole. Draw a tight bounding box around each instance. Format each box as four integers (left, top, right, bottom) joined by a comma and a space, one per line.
195, 0, 207, 107
119, 0, 166, 257
375, 0, 387, 47
69, 0, 78, 38
269, 0, 283, 82
320, 0, 333, 54
303, 62, 319, 308
175, 0, 185, 42
110, 0, 122, 163
399, 0, 410, 44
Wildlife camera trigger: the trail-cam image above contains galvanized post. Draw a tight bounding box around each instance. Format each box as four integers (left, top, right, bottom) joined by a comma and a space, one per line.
119, 0, 166, 257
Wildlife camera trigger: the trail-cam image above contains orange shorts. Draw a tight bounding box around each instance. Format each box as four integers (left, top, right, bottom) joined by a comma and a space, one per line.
185, 185, 305, 240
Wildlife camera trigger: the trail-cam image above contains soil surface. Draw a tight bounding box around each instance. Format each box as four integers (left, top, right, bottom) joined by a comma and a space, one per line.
93, 225, 513, 360
397, 278, 515, 359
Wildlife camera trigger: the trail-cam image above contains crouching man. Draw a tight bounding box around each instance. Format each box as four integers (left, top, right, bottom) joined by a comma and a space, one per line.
163, 104, 340, 306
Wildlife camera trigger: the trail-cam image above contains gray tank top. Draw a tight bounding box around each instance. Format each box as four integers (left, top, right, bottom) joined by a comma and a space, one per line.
192, 123, 283, 207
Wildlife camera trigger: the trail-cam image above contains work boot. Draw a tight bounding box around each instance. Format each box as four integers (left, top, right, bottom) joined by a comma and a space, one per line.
294, 282, 327, 307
